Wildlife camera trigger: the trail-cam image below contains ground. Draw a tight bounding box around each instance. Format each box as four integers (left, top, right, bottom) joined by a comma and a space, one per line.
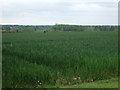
44, 78, 118, 88
63, 78, 118, 88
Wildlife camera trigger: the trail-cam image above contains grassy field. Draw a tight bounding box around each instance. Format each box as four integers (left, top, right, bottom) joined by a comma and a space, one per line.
2, 31, 118, 88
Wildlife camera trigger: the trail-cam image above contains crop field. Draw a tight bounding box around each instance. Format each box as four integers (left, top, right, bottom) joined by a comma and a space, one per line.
2, 31, 118, 88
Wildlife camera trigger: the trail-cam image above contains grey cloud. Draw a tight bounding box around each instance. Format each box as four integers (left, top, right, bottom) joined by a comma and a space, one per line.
3, 2, 72, 17
84, 2, 117, 8
2, 1, 118, 25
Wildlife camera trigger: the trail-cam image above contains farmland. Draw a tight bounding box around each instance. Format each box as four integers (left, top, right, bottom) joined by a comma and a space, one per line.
2, 31, 118, 88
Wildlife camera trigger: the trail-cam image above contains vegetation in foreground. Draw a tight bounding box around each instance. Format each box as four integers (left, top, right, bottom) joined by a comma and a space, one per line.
44, 78, 118, 88
2, 31, 118, 88
61, 78, 118, 88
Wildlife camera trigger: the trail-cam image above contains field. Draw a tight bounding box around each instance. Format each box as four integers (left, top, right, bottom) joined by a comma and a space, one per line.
2, 31, 118, 88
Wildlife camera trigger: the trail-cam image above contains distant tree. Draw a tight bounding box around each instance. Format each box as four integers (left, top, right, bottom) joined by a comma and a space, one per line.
2, 26, 11, 32
53, 24, 85, 31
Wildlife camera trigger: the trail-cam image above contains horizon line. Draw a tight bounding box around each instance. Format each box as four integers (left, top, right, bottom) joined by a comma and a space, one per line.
0, 24, 118, 26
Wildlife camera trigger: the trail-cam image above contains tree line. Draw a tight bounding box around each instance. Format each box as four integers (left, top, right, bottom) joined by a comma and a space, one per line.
53, 24, 118, 31
2, 24, 118, 33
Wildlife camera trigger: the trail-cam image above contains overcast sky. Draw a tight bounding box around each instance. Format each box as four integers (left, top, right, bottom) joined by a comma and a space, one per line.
0, 0, 119, 25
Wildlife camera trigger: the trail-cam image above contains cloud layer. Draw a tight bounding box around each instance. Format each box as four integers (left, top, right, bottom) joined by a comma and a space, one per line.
1, 0, 118, 25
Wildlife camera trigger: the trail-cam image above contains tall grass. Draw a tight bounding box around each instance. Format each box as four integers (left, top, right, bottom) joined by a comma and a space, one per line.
2, 31, 118, 88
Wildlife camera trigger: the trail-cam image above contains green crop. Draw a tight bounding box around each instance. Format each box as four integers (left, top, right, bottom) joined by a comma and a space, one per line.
2, 31, 118, 88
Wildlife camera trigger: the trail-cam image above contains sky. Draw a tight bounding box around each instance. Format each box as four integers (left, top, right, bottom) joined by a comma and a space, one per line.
0, 0, 119, 25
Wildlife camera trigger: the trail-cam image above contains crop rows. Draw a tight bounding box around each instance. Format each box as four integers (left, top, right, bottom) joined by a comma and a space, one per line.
2, 31, 118, 88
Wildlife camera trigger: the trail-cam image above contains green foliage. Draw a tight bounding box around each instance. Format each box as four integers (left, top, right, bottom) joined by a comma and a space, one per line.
2, 25, 118, 33
2, 25, 53, 33
2, 31, 118, 88
2, 26, 11, 33
53, 24, 84, 31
